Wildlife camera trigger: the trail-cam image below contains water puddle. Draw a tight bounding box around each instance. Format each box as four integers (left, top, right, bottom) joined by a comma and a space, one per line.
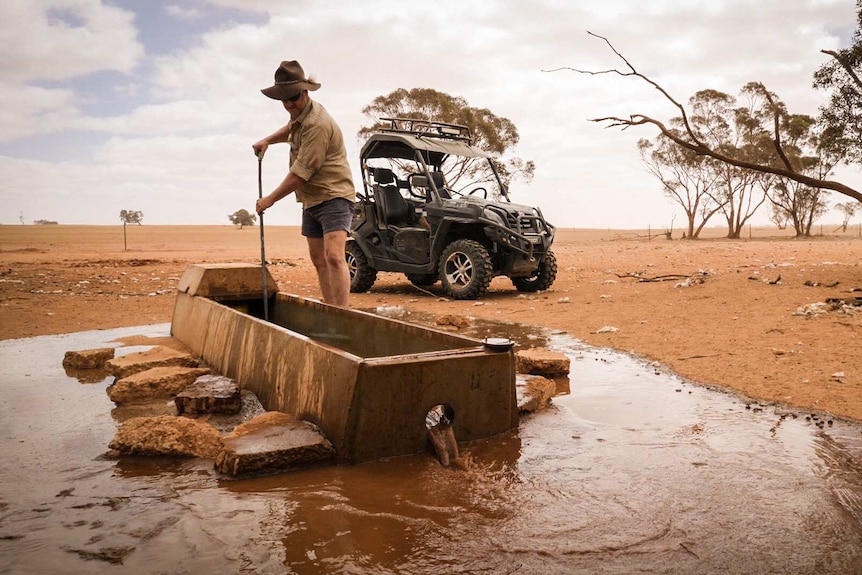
1, 321, 861, 574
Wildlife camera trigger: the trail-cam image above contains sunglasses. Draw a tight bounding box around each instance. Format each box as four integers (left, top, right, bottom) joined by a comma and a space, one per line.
285, 91, 303, 102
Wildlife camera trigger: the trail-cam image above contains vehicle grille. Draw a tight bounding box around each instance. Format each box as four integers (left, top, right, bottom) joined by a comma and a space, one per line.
505, 212, 540, 233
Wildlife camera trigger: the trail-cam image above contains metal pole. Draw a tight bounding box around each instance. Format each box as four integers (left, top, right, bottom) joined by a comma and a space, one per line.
258, 154, 269, 321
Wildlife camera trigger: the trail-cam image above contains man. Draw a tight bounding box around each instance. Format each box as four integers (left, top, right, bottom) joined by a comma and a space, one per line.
253, 60, 355, 307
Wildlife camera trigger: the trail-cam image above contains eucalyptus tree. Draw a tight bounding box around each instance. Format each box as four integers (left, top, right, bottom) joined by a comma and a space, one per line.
555, 32, 862, 205
637, 132, 723, 239
764, 114, 838, 237
836, 201, 858, 231
358, 88, 534, 193
814, 0, 862, 165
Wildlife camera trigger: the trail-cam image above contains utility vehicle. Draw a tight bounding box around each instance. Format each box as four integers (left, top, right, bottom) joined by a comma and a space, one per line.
346, 117, 556, 300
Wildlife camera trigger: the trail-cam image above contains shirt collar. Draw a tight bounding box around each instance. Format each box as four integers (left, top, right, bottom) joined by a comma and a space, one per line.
293, 98, 314, 125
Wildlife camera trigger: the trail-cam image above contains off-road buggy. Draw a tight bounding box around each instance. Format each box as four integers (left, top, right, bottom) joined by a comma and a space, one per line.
346, 118, 557, 300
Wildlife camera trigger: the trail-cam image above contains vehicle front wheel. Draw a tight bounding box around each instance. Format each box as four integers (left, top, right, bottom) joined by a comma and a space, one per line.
346, 242, 377, 293
512, 250, 558, 292
438, 239, 493, 300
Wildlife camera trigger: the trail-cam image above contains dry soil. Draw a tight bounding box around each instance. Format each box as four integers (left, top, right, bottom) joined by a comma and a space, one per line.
1, 224, 860, 421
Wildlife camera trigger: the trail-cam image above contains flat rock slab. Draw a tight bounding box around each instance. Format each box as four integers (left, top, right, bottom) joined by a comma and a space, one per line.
214, 412, 335, 477
109, 415, 223, 458
106, 345, 199, 379
63, 347, 115, 369
202, 390, 267, 434
516, 374, 556, 413
108, 366, 211, 404
516, 348, 571, 377
175, 375, 241, 415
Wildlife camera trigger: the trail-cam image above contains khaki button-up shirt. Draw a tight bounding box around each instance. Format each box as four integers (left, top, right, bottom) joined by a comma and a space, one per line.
288, 100, 356, 209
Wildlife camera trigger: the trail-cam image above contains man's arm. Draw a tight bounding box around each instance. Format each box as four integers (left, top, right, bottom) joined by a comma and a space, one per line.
256, 171, 307, 214
252, 123, 291, 158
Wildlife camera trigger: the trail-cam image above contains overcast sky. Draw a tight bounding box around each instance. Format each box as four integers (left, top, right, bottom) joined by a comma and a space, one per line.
0, 0, 857, 228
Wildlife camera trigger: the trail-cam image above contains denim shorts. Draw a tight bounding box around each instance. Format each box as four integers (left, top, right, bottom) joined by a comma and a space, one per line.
301, 198, 354, 238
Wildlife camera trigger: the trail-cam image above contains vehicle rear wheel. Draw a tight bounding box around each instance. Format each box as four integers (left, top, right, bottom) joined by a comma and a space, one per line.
346, 242, 377, 293
406, 273, 438, 287
512, 250, 558, 292
438, 239, 493, 300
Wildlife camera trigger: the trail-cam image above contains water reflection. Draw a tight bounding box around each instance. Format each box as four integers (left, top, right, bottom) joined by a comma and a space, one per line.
1, 323, 861, 574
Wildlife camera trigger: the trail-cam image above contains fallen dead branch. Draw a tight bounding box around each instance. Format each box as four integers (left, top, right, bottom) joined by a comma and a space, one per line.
678, 353, 722, 361
615, 272, 696, 282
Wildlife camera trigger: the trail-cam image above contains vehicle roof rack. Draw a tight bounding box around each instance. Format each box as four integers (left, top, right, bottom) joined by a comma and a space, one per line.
379, 117, 472, 144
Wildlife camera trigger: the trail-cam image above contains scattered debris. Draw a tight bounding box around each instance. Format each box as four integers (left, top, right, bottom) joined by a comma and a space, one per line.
794, 300, 860, 317
375, 305, 407, 318
616, 272, 707, 283
793, 302, 831, 317
749, 274, 781, 285
803, 280, 840, 288
435, 314, 471, 330
678, 353, 722, 361
826, 296, 862, 307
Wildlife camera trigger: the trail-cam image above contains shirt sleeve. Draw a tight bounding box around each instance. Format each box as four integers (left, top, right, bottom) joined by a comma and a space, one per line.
290, 122, 329, 182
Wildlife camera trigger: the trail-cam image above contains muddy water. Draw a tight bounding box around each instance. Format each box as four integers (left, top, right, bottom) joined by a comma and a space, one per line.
2, 322, 862, 574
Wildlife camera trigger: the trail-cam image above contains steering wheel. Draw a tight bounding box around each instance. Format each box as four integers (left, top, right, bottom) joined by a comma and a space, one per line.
468, 187, 488, 199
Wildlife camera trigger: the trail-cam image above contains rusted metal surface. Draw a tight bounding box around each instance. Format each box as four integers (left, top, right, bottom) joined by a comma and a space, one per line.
171, 264, 517, 463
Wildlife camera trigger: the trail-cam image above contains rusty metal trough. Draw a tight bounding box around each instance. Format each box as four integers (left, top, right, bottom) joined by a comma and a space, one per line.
170, 263, 517, 464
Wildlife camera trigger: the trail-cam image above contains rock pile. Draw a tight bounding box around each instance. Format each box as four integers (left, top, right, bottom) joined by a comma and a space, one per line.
66, 344, 336, 477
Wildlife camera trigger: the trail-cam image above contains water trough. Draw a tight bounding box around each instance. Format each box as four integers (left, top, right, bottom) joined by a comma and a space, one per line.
170, 263, 517, 464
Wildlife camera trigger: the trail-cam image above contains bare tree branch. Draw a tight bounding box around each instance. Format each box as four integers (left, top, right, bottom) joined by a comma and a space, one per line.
556, 34, 862, 204
822, 49, 862, 91
759, 87, 795, 172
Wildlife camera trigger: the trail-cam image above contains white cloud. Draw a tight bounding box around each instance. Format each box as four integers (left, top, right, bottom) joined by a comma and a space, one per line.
0, 83, 81, 142
0, 0, 859, 228
165, 4, 202, 20
0, 0, 143, 82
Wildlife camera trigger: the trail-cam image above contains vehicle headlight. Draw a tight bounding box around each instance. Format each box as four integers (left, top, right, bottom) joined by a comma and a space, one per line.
484, 208, 507, 227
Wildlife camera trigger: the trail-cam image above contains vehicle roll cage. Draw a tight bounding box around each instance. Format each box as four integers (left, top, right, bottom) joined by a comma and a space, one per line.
359, 118, 511, 203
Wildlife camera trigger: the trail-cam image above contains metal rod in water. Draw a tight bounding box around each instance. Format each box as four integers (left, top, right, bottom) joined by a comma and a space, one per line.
257, 154, 269, 321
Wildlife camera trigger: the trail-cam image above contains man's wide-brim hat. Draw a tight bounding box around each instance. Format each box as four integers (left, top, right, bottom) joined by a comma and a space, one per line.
261, 60, 321, 101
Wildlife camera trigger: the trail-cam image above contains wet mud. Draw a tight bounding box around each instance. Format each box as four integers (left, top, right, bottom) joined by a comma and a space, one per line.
1, 321, 862, 574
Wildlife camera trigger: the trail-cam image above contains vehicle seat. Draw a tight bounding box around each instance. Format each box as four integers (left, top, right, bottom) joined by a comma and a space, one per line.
429, 172, 451, 200
374, 168, 411, 228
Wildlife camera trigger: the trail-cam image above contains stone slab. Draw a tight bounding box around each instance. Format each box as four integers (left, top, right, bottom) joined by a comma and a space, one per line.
516, 374, 556, 413
63, 347, 115, 369
516, 347, 571, 377
108, 415, 223, 458
108, 366, 211, 404
175, 374, 241, 415
214, 412, 335, 476
106, 345, 199, 379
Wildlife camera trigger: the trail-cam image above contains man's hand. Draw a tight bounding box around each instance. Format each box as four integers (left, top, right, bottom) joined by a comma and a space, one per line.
256, 195, 274, 214
252, 140, 269, 158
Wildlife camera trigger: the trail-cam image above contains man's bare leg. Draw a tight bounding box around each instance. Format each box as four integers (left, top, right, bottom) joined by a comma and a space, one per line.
306, 230, 350, 306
